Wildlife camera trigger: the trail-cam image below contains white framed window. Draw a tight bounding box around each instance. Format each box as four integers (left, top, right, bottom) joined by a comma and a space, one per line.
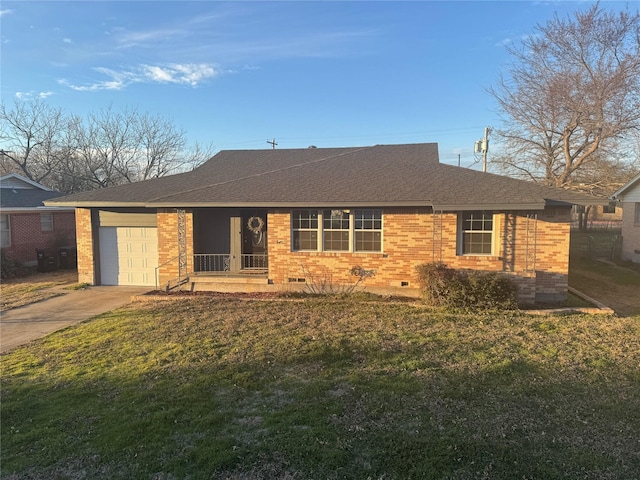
292, 209, 383, 253
40, 212, 54, 232
459, 211, 494, 255
0, 214, 10, 248
292, 209, 319, 251
635, 203, 640, 224
354, 209, 382, 252
323, 209, 350, 251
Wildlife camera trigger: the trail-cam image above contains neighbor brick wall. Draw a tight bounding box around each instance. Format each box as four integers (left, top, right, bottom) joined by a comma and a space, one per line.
2, 211, 75, 264
266, 207, 572, 304
621, 202, 640, 263
75, 208, 95, 284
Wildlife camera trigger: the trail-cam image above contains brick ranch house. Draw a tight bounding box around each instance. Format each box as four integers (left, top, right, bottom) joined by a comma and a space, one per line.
47, 143, 606, 304
1, 173, 76, 266
612, 171, 640, 264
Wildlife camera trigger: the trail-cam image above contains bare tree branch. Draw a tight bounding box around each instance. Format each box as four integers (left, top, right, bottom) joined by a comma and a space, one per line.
489, 4, 640, 191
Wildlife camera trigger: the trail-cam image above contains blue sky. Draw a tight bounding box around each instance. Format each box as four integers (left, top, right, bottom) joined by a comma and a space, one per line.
0, 1, 630, 168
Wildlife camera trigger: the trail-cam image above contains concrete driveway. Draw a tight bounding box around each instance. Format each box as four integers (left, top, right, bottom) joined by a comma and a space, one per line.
0, 286, 149, 354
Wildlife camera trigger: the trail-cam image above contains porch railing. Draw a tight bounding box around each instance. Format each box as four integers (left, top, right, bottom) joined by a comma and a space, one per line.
193, 253, 268, 273
241, 253, 269, 270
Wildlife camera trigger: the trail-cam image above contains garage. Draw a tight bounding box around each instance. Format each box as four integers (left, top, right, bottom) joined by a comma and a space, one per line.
97, 210, 158, 286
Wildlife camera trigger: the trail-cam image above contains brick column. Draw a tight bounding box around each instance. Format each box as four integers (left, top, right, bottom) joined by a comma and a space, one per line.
75, 208, 96, 284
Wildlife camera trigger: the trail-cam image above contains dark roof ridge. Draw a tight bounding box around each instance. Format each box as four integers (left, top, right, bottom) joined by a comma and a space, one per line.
146, 145, 373, 202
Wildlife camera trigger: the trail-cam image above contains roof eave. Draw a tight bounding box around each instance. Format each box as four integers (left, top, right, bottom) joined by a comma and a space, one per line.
611, 172, 640, 200
44, 200, 150, 208
433, 203, 546, 211
0, 206, 76, 212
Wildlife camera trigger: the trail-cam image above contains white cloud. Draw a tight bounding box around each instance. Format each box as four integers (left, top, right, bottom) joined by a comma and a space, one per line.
63, 38, 72, 44
59, 63, 218, 91
146, 63, 217, 86
0, 9, 13, 18
116, 28, 182, 49
15, 91, 54, 99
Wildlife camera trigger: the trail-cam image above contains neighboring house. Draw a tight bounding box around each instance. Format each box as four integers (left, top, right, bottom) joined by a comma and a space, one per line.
1, 174, 76, 266
611, 171, 640, 264
46, 143, 606, 304
571, 203, 623, 230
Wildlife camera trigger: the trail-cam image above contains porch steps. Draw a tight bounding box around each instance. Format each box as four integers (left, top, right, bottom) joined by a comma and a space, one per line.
189, 274, 277, 294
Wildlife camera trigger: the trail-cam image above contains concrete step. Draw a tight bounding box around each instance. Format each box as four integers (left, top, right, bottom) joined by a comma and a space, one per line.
190, 275, 269, 285
189, 274, 276, 293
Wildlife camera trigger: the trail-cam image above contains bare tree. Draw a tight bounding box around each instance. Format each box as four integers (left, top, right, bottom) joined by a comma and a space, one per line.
0, 99, 71, 184
71, 106, 211, 187
1, 99, 212, 193
137, 113, 190, 180
489, 3, 640, 192
71, 106, 140, 189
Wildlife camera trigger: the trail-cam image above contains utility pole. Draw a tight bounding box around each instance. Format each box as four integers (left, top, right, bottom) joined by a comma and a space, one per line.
267, 138, 278, 149
474, 127, 491, 172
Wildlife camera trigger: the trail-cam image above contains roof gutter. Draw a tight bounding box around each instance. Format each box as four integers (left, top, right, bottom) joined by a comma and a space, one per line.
1, 206, 76, 212
45, 200, 548, 211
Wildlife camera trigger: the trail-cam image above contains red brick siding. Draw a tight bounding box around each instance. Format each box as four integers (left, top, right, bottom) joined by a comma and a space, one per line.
72, 205, 573, 302
157, 209, 194, 287
266, 207, 572, 303
2, 211, 75, 264
75, 208, 95, 284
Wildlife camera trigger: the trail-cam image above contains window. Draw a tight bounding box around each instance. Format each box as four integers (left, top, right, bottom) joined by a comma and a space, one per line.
0, 214, 10, 248
323, 209, 350, 251
635, 203, 640, 224
355, 209, 382, 252
292, 209, 382, 252
292, 210, 319, 251
41, 212, 53, 232
602, 204, 616, 214
460, 211, 494, 255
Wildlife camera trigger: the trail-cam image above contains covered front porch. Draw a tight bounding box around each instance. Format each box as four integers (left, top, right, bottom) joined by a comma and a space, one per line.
191, 208, 269, 277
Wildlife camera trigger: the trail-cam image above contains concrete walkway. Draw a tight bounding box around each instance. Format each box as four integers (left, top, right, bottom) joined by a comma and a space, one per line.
0, 286, 149, 354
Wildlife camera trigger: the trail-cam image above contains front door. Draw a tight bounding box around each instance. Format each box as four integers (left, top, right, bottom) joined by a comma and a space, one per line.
230, 211, 268, 272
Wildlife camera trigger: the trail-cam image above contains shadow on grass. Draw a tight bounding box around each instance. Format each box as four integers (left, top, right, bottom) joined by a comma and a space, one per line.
2, 300, 639, 479
3, 355, 639, 478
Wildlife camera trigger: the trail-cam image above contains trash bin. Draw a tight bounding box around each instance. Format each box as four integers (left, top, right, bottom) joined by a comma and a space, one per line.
36, 249, 46, 272
58, 246, 77, 269
36, 249, 58, 272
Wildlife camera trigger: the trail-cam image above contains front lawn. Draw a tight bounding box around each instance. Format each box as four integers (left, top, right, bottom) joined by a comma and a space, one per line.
2, 298, 639, 479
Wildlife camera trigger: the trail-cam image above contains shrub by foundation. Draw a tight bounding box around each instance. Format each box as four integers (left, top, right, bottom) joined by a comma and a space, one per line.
416, 262, 518, 311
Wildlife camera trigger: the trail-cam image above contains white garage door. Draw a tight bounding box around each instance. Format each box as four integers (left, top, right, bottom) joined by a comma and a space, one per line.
99, 227, 158, 286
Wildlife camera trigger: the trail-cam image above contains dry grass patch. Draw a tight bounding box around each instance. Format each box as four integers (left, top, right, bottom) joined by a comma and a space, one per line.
0, 270, 78, 311
2, 297, 639, 479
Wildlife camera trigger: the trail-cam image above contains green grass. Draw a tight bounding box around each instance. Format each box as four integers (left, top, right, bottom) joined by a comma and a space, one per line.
2, 298, 639, 479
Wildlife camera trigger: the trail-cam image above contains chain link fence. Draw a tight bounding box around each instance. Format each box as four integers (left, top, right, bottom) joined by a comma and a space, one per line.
570, 229, 623, 261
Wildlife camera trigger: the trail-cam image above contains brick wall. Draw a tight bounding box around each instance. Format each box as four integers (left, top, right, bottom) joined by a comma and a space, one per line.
266, 207, 572, 304
70, 205, 573, 302
157, 209, 194, 287
2, 211, 76, 264
621, 202, 640, 263
75, 208, 95, 284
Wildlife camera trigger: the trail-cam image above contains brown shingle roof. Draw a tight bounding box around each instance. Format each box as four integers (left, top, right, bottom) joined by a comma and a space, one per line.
46, 143, 605, 210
